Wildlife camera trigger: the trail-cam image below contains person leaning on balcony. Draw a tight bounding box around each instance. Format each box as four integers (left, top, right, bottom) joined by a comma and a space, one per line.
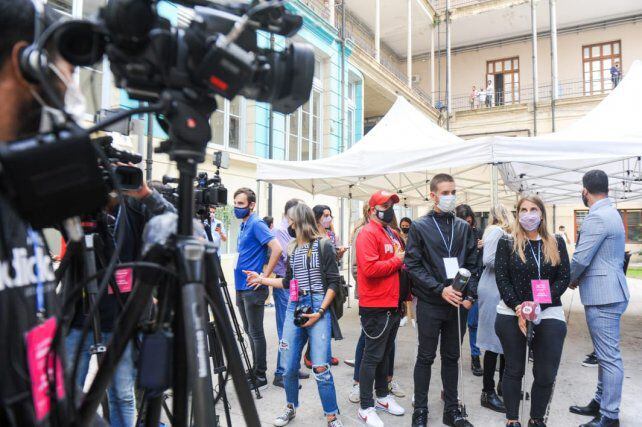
485, 79, 494, 107
470, 85, 478, 109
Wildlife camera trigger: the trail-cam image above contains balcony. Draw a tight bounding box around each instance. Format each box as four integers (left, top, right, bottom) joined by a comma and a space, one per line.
448, 78, 618, 113
296, 0, 434, 108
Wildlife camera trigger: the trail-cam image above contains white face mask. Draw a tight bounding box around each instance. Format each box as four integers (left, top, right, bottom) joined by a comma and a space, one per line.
30, 62, 87, 128
437, 194, 457, 213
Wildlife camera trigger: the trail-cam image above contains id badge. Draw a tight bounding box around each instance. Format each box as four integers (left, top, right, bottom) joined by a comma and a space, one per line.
289, 279, 299, 302
444, 257, 460, 280
109, 267, 133, 294
25, 317, 66, 422
531, 279, 552, 304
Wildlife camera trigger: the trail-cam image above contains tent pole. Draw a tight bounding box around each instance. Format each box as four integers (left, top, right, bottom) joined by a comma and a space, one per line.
256, 179, 262, 216
431, 21, 435, 105
553, 204, 557, 230
445, 0, 452, 130
531, 0, 538, 136
549, 0, 558, 132
491, 165, 499, 207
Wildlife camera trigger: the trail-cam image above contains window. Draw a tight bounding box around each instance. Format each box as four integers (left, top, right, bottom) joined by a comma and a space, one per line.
286, 58, 322, 160
211, 96, 245, 151
582, 40, 622, 95
575, 209, 641, 243
346, 81, 356, 149
486, 57, 520, 106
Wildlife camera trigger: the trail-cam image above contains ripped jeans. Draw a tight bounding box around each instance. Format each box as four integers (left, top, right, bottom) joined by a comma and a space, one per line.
279, 293, 338, 416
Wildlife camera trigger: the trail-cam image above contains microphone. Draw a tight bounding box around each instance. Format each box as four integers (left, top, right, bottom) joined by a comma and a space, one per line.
452, 268, 471, 293
520, 301, 541, 323
520, 301, 541, 344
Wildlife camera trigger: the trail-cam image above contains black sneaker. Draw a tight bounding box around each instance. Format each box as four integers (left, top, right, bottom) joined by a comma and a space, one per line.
272, 375, 301, 390
411, 408, 428, 427
443, 408, 474, 427
471, 356, 483, 377
247, 375, 268, 391
528, 418, 546, 427
582, 352, 599, 367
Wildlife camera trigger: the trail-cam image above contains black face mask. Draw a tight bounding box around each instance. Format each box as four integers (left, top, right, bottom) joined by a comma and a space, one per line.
375, 206, 395, 224
401, 227, 410, 234
287, 225, 296, 238
582, 192, 589, 208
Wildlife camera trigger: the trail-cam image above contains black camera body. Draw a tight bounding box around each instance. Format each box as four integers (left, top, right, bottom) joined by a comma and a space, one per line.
293, 305, 313, 327
95, 136, 144, 191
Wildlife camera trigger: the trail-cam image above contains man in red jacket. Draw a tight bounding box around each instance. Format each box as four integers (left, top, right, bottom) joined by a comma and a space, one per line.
355, 190, 406, 427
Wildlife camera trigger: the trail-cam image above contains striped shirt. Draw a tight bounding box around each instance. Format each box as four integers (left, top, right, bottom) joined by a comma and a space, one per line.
291, 240, 324, 294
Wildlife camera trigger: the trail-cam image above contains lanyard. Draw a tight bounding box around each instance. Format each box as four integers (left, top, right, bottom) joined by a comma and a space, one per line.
112, 207, 123, 262
432, 216, 454, 257
27, 228, 46, 317
527, 240, 541, 280
383, 226, 399, 246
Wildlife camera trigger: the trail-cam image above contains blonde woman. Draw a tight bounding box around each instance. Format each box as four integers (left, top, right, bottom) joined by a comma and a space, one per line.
244, 203, 343, 427
476, 204, 512, 413
494, 196, 570, 427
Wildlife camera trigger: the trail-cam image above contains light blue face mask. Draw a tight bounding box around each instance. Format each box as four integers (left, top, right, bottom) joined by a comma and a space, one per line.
437, 195, 457, 213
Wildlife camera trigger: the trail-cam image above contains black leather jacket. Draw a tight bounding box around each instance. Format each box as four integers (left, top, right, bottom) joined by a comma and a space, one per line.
405, 211, 479, 306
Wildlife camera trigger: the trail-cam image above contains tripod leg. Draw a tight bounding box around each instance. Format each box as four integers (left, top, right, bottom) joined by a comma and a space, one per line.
180, 281, 217, 426
203, 249, 261, 426
144, 395, 163, 427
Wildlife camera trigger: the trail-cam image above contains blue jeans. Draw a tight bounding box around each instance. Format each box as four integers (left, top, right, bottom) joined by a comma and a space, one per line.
585, 301, 628, 419
467, 301, 480, 357
65, 328, 136, 427
353, 331, 395, 382
274, 287, 290, 377
280, 294, 338, 416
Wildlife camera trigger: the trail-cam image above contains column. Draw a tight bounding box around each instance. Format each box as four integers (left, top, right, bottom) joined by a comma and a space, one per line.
328, 0, 335, 26
407, 0, 412, 87
549, 0, 559, 132
431, 22, 435, 104
375, 0, 381, 63
531, 0, 539, 135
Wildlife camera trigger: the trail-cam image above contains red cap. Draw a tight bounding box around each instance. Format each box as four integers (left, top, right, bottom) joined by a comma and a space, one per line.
369, 190, 400, 208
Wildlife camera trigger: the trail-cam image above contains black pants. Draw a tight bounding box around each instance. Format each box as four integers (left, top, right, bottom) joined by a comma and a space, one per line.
483, 351, 505, 393
413, 300, 468, 412
358, 310, 401, 409
236, 287, 269, 377
495, 314, 567, 420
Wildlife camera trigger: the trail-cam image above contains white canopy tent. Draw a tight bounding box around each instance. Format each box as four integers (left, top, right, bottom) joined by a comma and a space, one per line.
257, 96, 502, 207
258, 60, 642, 207
496, 60, 642, 205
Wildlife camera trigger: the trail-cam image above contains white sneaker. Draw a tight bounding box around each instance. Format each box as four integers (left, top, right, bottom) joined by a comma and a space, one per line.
349, 383, 361, 403
388, 380, 406, 398
411, 319, 416, 328
399, 316, 408, 327
375, 395, 405, 416
274, 404, 296, 426
358, 407, 384, 427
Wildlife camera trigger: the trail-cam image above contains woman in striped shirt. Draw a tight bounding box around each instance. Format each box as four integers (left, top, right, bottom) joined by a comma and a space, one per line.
245, 203, 343, 427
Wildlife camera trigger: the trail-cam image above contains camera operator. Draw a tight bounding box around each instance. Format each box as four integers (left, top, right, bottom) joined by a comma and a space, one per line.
202, 205, 227, 251
0, 1, 77, 424
65, 178, 175, 427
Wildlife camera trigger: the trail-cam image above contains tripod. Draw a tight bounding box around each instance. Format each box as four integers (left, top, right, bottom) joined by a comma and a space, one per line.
75, 92, 260, 426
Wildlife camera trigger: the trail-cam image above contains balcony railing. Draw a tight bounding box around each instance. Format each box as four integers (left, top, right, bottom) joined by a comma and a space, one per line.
429, 0, 497, 12
447, 78, 618, 113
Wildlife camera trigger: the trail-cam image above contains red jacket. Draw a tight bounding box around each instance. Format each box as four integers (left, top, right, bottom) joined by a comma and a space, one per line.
356, 220, 403, 308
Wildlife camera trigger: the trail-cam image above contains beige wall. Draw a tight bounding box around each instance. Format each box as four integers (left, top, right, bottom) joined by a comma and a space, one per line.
412, 20, 642, 99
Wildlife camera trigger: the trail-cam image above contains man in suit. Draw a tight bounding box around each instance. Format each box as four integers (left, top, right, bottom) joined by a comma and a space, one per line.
569, 170, 630, 427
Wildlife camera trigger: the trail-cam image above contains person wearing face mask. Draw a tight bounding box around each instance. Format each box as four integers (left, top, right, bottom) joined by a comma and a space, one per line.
405, 173, 478, 427
0, 2, 85, 424
271, 199, 311, 388
355, 190, 406, 427
398, 217, 415, 329
568, 170, 629, 427
233, 187, 282, 391
494, 195, 570, 427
